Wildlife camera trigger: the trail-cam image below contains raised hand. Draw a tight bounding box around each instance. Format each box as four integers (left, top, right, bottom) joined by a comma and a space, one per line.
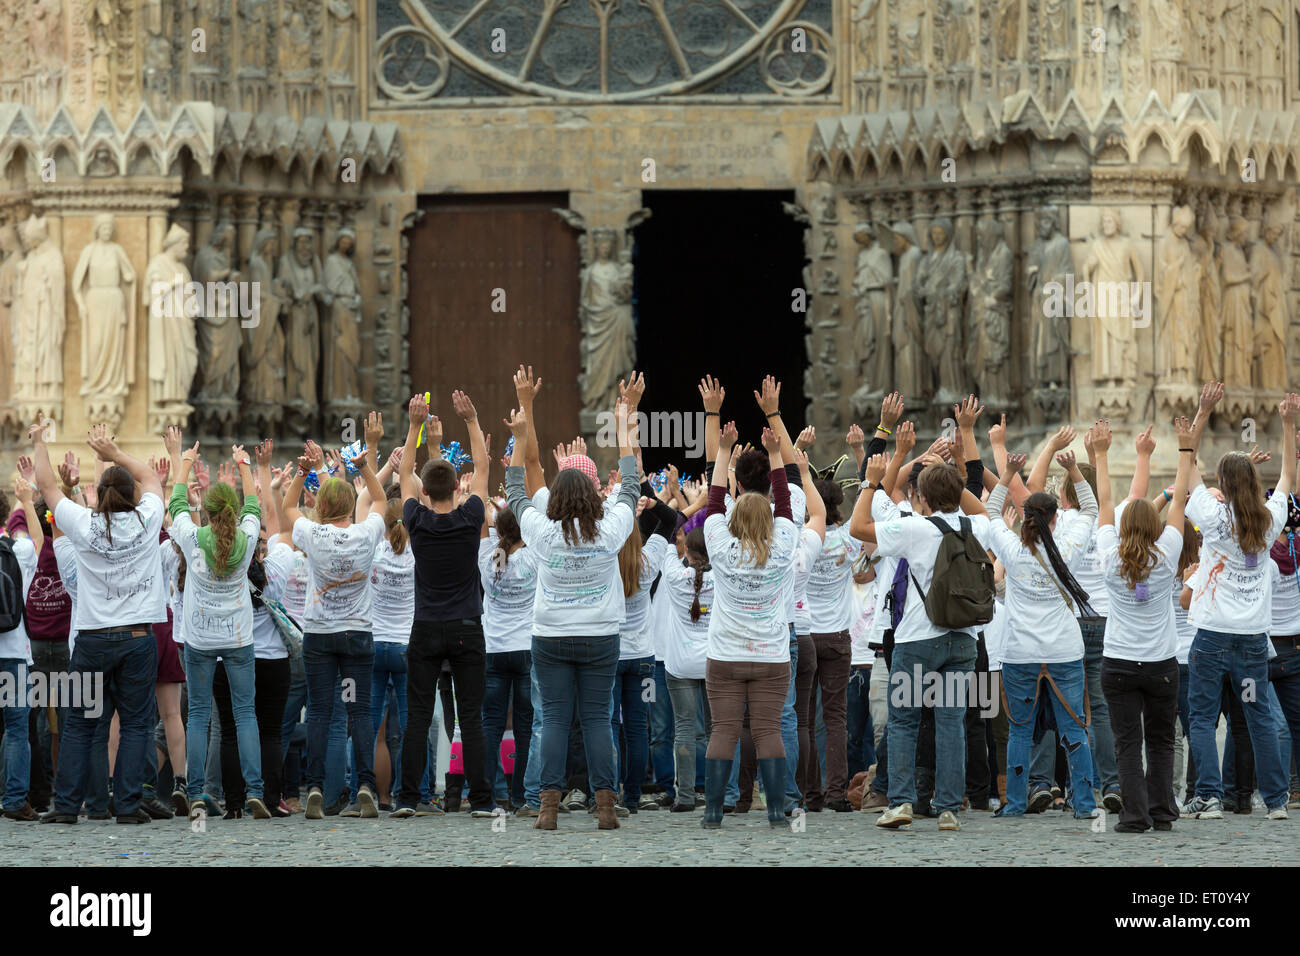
698, 374, 725, 414
619, 371, 646, 409
194, 459, 210, 493
16, 454, 34, 484
256, 440, 274, 467
1048, 425, 1076, 452
1055, 450, 1078, 472
895, 421, 916, 457
753, 375, 781, 415
1090, 420, 1112, 453
504, 407, 528, 439
1133, 424, 1154, 456
365, 410, 385, 445
987, 413, 1007, 447
761, 426, 781, 454
1280, 392, 1300, 426
790, 446, 811, 470
425, 415, 443, 449
1249, 445, 1272, 465
719, 420, 739, 450
163, 425, 183, 459
450, 391, 476, 422
845, 423, 864, 448
865, 452, 889, 485
879, 392, 904, 429
1199, 382, 1225, 415
513, 365, 543, 404
408, 393, 429, 426
795, 426, 816, 451
231, 444, 249, 466
303, 440, 325, 471
12, 477, 32, 505
387, 446, 404, 472
1174, 417, 1195, 449
954, 394, 984, 428
86, 423, 119, 462
153, 456, 171, 486
949, 426, 966, 463
1001, 452, 1028, 482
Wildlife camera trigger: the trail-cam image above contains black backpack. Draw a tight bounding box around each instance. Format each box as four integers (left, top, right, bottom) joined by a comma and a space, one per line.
0, 537, 25, 632
909, 516, 995, 629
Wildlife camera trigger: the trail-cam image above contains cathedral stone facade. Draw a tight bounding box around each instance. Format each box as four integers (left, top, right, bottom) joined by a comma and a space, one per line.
0, 0, 1297, 479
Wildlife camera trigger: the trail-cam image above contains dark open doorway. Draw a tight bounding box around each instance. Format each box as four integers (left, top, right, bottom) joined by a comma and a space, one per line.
633, 190, 808, 473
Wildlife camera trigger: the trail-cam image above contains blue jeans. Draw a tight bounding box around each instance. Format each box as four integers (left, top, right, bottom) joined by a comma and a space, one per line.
185, 643, 263, 801
54, 628, 156, 817
887, 633, 977, 813
531, 634, 619, 793
524, 663, 545, 807
1002, 660, 1097, 817
1081, 617, 1119, 792
484, 649, 532, 807
0, 659, 30, 809
304, 630, 376, 793
1188, 628, 1287, 808
649, 660, 675, 796
1268, 637, 1300, 789
349, 641, 407, 801
611, 655, 654, 802
847, 664, 877, 777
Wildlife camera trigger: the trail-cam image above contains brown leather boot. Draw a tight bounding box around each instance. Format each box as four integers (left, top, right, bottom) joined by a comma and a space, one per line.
594, 789, 621, 830
535, 790, 560, 830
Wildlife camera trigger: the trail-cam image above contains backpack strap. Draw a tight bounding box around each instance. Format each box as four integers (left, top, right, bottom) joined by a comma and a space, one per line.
909, 515, 956, 602
1042, 665, 1091, 729
1029, 545, 1074, 615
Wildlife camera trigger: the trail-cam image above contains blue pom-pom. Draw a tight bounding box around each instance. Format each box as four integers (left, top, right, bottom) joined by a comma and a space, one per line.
341, 440, 366, 479
504, 436, 516, 460
304, 469, 320, 492
441, 441, 472, 472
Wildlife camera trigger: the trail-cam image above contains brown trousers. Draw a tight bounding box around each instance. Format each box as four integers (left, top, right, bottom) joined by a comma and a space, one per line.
705, 658, 790, 760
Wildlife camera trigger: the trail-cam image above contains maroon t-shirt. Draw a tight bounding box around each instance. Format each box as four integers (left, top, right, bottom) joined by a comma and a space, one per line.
5, 509, 71, 642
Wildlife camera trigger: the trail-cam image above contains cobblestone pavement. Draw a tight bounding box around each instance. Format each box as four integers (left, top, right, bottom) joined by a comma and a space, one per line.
2, 807, 1295, 866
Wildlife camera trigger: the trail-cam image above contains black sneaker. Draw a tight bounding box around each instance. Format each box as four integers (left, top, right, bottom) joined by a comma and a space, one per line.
827, 798, 855, 813
1027, 786, 1053, 813
1102, 791, 1124, 813
116, 808, 151, 824
40, 810, 78, 824
1153, 820, 1173, 831
171, 782, 189, 817
141, 792, 174, 820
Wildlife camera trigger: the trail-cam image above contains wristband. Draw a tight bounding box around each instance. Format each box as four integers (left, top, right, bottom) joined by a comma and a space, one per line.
703, 411, 719, 417
1178, 447, 1194, 453
765, 412, 780, 419
875, 424, 892, 435
1162, 490, 1172, 502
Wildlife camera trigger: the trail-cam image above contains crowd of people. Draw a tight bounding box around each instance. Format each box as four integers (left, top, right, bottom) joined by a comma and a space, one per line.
1, 369, 1299, 835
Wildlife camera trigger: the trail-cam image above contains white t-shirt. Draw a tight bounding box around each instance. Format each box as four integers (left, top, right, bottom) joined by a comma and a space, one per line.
478, 537, 540, 654
723, 478, 807, 624
53, 537, 80, 655
848, 571, 877, 665
1269, 559, 1300, 637
649, 573, 672, 662
170, 510, 261, 651
158, 539, 183, 644
1057, 509, 1110, 618
252, 553, 288, 661
1173, 576, 1195, 664
1096, 523, 1182, 662
703, 511, 797, 663
985, 482, 1095, 664
508, 464, 637, 638
983, 597, 1006, 672
1185, 485, 1287, 636
661, 558, 714, 679
872, 490, 993, 646
806, 523, 862, 634
0, 536, 37, 662
53, 495, 167, 632
292, 514, 386, 633
370, 539, 415, 643
620, 535, 672, 660
272, 538, 311, 625
792, 527, 823, 635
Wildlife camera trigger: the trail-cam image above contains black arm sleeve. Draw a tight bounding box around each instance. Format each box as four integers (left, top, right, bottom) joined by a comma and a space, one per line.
964, 457, 985, 498
638, 478, 678, 540
859, 436, 888, 481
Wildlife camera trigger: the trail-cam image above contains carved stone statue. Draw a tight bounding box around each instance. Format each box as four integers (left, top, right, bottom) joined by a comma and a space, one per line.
15, 215, 66, 424
1251, 214, 1289, 390
86, 0, 116, 99
1153, 206, 1201, 384
934, 0, 972, 67
192, 222, 243, 425
280, 0, 315, 77
852, 0, 880, 72
897, 0, 926, 68
242, 227, 285, 433
913, 217, 967, 405
239, 0, 270, 71
850, 224, 892, 396
323, 228, 363, 404
579, 227, 635, 417
970, 219, 1013, 408
1193, 206, 1223, 383
1218, 216, 1253, 390
277, 227, 326, 434
888, 221, 924, 401
1082, 208, 1144, 387
73, 214, 136, 430
1026, 207, 1073, 388
146, 224, 197, 428
0, 226, 21, 409
327, 0, 355, 82
1043, 0, 1069, 53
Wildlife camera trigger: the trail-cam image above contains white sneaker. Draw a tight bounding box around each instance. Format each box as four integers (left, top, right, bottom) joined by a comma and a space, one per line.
875, 802, 913, 829
1268, 807, 1289, 820
938, 810, 961, 831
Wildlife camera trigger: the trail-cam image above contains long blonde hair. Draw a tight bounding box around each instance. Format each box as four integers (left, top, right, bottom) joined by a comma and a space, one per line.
1217, 452, 1270, 555
315, 477, 356, 525
618, 521, 644, 598
1117, 498, 1162, 589
728, 492, 773, 567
